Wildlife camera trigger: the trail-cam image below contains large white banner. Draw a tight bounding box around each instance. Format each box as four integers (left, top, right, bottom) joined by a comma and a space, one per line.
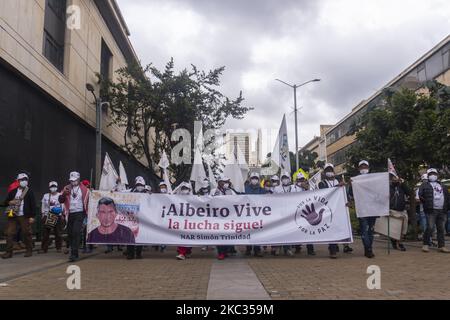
86, 187, 353, 246
352, 172, 389, 218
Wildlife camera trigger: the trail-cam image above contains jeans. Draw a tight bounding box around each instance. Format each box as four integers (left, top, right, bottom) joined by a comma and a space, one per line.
5, 216, 32, 253
359, 217, 377, 251
418, 212, 427, 233
41, 216, 63, 251
446, 211, 450, 234
423, 209, 446, 248
67, 212, 85, 257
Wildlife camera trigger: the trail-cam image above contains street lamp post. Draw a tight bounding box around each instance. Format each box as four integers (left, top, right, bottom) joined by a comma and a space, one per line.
275, 78, 321, 171
86, 83, 105, 189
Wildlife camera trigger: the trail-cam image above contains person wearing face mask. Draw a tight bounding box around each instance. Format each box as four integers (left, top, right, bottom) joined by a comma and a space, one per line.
211, 176, 236, 260
159, 182, 169, 194
244, 173, 266, 257
58, 171, 89, 262
175, 182, 194, 260
197, 180, 211, 196
291, 172, 316, 256
270, 175, 280, 193
318, 163, 353, 259
348, 160, 378, 258
2, 172, 36, 259
419, 168, 450, 253
271, 173, 294, 256
388, 173, 410, 252
39, 181, 63, 254
126, 176, 147, 260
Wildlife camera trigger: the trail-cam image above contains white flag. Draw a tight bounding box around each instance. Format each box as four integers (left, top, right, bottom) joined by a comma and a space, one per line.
99, 153, 119, 191
207, 161, 218, 189
119, 161, 129, 186
387, 158, 398, 177
352, 172, 389, 218
158, 151, 173, 194
190, 126, 207, 192
236, 144, 249, 181
223, 145, 245, 193
308, 171, 322, 191
271, 114, 291, 175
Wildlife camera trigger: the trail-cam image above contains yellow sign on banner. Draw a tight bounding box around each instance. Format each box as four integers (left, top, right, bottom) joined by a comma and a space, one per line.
292, 168, 309, 181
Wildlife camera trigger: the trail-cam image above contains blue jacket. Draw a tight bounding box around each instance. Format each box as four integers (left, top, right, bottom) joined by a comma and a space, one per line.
245, 184, 267, 195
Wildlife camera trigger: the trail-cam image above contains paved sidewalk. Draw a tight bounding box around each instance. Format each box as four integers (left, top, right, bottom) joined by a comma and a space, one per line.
0, 240, 449, 300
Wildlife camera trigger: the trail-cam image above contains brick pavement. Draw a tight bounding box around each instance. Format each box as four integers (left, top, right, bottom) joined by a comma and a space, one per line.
0, 240, 449, 300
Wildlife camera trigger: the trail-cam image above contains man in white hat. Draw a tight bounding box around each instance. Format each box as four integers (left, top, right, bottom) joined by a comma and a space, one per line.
39, 181, 63, 254
59, 171, 90, 262
270, 175, 280, 193
211, 175, 236, 260
349, 160, 378, 258
418, 168, 450, 253
271, 172, 294, 256
174, 182, 194, 260
2, 172, 36, 259
126, 176, 147, 260
244, 172, 266, 257
291, 172, 316, 256
319, 163, 353, 258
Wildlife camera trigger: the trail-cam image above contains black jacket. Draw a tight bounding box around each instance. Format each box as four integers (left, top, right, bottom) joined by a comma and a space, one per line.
418, 181, 449, 213
4, 187, 37, 218
389, 183, 410, 211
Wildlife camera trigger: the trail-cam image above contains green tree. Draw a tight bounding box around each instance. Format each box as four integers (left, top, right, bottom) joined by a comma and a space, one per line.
345, 82, 450, 238
103, 59, 252, 182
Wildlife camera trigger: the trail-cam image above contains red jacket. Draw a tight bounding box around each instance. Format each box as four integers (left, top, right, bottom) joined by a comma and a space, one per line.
58, 183, 90, 215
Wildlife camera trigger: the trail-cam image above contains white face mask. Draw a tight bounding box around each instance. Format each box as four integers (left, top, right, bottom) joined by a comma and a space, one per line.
281, 178, 290, 185
360, 169, 369, 175
297, 181, 304, 187
223, 183, 230, 189
181, 190, 190, 195
49, 187, 57, 193
428, 175, 438, 182
250, 179, 259, 185
136, 186, 144, 192
160, 188, 167, 194
272, 181, 280, 187
201, 188, 209, 194
325, 172, 335, 178
19, 180, 28, 188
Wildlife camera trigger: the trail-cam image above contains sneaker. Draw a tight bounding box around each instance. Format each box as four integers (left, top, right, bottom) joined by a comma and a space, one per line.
176, 254, 186, 260
399, 244, 406, 252
329, 253, 337, 259
1, 252, 13, 259
217, 253, 225, 260
422, 245, 430, 252
439, 247, 450, 253
343, 245, 353, 253
364, 251, 375, 259
285, 249, 294, 257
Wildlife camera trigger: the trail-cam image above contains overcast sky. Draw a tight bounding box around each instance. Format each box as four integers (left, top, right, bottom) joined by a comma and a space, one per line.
117, 0, 450, 156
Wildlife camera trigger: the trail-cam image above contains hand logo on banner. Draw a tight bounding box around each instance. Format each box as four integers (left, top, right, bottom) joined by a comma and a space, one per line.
300, 203, 324, 226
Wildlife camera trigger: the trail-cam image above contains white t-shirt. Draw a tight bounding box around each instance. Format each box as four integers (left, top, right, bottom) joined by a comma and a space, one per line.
41, 192, 61, 215
430, 182, 445, 209
69, 186, 84, 213
273, 185, 292, 194
291, 184, 307, 193
14, 188, 25, 217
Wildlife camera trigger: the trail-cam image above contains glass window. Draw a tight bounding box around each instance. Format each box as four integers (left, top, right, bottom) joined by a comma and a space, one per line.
425, 52, 444, 79
100, 40, 113, 81
43, 0, 67, 72
443, 48, 450, 70
417, 64, 427, 83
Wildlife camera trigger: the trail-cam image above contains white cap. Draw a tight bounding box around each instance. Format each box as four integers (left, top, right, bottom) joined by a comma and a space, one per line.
358, 160, 369, 167
49, 181, 58, 187
17, 173, 29, 180
218, 175, 230, 182
135, 176, 146, 186
421, 174, 428, 180
69, 171, 80, 181
250, 172, 260, 179
427, 168, 438, 175
159, 181, 167, 187
271, 175, 280, 181
201, 180, 210, 188
145, 185, 152, 191
280, 172, 290, 179
324, 163, 334, 170
296, 172, 306, 180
